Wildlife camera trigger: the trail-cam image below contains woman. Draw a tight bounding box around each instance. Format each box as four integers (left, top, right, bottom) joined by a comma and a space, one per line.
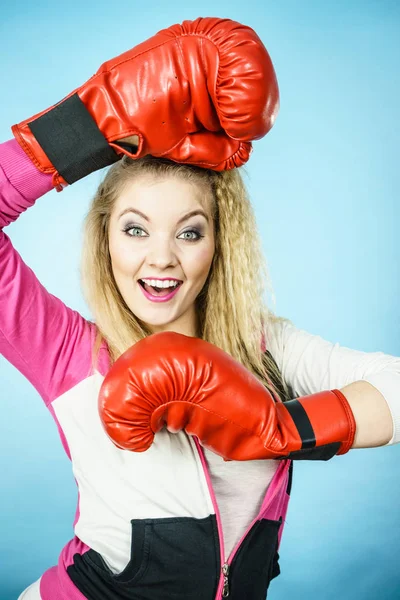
2, 16, 398, 600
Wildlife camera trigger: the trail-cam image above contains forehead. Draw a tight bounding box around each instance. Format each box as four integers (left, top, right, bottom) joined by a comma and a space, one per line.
114, 174, 212, 215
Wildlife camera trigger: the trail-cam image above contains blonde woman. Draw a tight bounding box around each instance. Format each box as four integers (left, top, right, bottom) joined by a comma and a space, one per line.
2, 16, 398, 600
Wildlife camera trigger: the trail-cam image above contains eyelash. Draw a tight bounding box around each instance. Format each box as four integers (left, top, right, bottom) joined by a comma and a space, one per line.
122, 225, 204, 243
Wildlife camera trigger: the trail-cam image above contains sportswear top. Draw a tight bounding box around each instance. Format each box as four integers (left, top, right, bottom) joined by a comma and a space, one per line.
1, 138, 399, 600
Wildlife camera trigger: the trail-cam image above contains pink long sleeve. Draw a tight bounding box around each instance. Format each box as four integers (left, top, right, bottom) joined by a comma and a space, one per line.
0, 139, 102, 406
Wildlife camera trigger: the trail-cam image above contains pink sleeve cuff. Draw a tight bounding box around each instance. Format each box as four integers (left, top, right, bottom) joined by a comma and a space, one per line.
0, 138, 54, 201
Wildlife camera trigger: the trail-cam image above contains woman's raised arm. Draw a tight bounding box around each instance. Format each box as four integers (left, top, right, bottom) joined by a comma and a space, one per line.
0, 139, 97, 406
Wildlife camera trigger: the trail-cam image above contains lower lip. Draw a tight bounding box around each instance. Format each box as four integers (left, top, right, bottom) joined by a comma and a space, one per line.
138, 282, 182, 303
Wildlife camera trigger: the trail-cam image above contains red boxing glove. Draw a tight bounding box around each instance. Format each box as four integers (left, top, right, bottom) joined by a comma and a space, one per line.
12, 17, 279, 189
99, 332, 356, 461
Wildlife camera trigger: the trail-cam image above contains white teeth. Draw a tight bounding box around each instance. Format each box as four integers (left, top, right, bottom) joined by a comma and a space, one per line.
141, 279, 180, 289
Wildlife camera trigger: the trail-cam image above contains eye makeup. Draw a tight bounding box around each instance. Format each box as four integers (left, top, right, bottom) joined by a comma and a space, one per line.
121, 223, 205, 242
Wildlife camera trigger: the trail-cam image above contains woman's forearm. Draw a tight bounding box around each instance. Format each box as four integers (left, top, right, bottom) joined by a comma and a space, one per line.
340, 380, 393, 448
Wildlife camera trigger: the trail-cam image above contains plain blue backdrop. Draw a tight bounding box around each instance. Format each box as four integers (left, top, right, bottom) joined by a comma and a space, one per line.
1, 1, 399, 599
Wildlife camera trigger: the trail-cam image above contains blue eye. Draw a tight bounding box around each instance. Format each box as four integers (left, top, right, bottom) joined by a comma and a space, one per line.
122, 225, 204, 242
178, 229, 204, 242
123, 225, 145, 237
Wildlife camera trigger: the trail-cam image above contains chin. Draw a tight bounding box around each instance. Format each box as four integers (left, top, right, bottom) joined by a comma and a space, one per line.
134, 309, 181, 330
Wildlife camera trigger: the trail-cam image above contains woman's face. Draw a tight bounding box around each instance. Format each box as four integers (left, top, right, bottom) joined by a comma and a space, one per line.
108, 174, 216, 337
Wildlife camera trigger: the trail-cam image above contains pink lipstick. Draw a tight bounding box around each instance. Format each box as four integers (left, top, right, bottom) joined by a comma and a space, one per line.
138, 280, 182, 303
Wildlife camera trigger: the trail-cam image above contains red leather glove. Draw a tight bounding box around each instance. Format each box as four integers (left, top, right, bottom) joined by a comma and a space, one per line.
12, 17, 279, 190
99, 332, 356, 461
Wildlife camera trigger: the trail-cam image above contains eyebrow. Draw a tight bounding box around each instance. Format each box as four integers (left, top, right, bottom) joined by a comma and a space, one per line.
118, 207, 210, 224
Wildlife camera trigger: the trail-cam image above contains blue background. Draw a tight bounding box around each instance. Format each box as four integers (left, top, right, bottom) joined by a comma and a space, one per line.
1, 0, 399, 598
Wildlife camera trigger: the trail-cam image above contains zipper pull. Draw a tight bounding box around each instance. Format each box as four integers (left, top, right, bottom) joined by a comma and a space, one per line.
222, 562, 230, 597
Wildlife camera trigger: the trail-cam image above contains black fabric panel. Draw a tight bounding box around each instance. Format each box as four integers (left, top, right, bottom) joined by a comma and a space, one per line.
286, 460, 294, 495
28, 93, 120, 184
270, 549, 281, 580
227, 517, 282, 599
284, 399, 316, 449
287, 441, 341, 461
67, 515, 220, 600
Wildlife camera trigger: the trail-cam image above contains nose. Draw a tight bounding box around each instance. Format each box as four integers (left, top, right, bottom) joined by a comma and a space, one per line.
146, 236, 178, 270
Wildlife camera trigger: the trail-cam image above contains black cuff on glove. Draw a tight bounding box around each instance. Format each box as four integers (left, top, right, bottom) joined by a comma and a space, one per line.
28, 93, 120, 184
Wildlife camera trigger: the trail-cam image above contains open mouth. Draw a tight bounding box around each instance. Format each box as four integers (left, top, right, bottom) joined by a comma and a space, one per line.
138, 279, 182, 297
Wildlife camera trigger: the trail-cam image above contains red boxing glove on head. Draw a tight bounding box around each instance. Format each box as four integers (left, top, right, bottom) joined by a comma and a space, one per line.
99, 332, 356, 462
12, 17, 279, 189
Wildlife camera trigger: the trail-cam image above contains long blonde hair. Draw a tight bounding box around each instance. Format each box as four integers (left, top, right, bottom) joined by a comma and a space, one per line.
80, 155, 293, 402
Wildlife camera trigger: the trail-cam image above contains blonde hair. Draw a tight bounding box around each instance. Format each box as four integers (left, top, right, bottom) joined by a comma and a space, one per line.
80, 155, 293, 402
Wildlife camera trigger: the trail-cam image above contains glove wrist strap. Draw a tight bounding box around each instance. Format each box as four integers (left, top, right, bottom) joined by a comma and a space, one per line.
278, 389, 356, 460
25, 93, 120, 185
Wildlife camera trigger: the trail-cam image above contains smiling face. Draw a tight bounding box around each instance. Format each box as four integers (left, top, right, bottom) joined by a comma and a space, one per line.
108, 174, 216, 337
